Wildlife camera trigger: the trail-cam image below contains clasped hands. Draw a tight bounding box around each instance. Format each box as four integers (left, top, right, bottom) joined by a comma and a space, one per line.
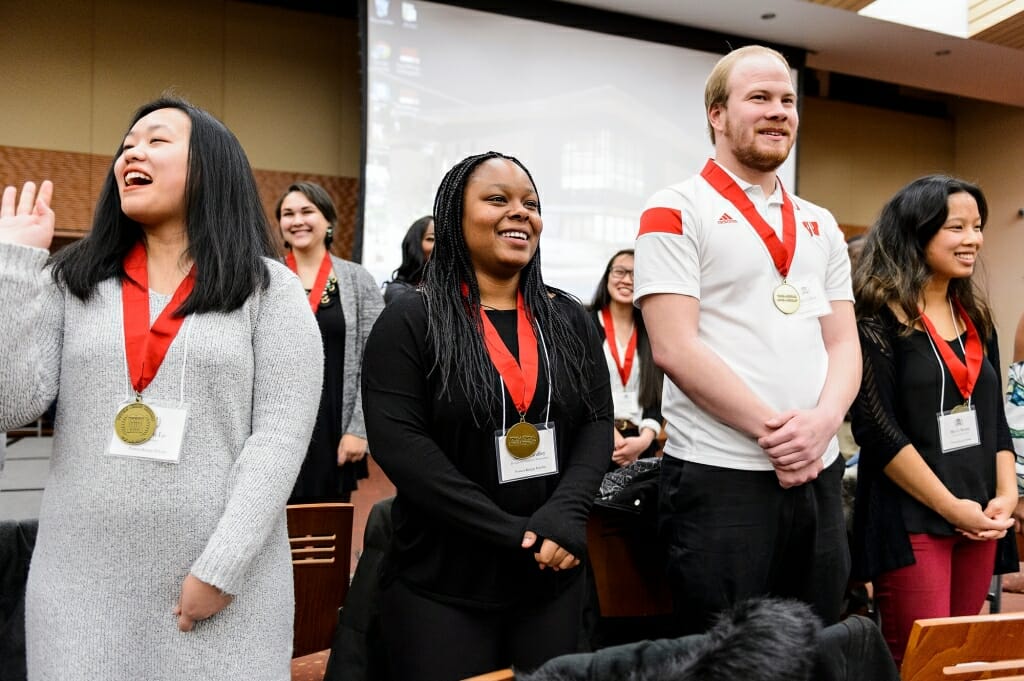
758, 407, 838, 488
943, 495, 1015, 542
521, 531, 579, 571
612, 427, 655, 467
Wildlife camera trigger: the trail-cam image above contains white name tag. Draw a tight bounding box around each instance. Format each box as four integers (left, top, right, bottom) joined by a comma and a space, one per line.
612, 390, 640, 418
788, 275, 832, 320
106, 401, 189, 463
937, 406, 981, 453
495, 422, 558, 484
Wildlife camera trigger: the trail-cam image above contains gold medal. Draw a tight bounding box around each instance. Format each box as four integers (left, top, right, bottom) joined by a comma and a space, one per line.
505, 420, 540, 459
114, 399, 158, 445
773, 282, 801, 315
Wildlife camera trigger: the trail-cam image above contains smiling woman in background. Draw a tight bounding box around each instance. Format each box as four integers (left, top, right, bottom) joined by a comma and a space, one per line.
275, 182, 383, 503
0, 97, 321, 680
590, 248, 663, 469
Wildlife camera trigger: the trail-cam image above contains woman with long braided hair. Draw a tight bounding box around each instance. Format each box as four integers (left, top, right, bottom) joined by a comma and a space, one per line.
362, 151, 612, 679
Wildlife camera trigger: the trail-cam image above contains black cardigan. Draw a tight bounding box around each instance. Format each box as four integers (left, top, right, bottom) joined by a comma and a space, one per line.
362, 291, 613, 609
850, 307, 1018, 580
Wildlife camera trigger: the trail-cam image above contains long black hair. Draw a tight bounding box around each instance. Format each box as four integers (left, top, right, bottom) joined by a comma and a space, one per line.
389, 214, 433, 285
854, 174, 992, 340
421, 151, 592, 423
590, 249, 664, 410
51, 96, 274, 315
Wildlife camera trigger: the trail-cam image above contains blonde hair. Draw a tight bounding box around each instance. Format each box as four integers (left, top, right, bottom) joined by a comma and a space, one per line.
704, 45, 791, 144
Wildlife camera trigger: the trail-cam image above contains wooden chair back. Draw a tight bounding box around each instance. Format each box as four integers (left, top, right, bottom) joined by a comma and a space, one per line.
287, 502, 354, 658
901, 612, 1024, 681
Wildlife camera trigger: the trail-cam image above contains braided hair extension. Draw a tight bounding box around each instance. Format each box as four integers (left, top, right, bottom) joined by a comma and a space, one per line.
421, 151, 593, 425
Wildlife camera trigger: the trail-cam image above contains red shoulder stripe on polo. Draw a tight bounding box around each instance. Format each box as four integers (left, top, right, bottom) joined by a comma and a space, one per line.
637, 206, 683, 237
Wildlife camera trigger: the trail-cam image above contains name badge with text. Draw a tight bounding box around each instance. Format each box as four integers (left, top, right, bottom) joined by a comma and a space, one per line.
937, 405, 981, 453
786, 275, 832, 320
495, 422, 558, 484
106, 400, 189, 463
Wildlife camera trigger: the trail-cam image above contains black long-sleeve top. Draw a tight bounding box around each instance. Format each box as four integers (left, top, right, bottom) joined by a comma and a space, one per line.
850, 307, 1017, 580
362, 291, 613, 609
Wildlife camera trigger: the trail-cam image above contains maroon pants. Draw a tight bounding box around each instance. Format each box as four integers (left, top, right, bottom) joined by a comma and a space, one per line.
874, 533, 997, 666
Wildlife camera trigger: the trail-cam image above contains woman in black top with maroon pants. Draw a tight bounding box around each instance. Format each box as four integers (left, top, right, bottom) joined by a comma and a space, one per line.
851, 175, 1018, 666
362, 152, 612, 680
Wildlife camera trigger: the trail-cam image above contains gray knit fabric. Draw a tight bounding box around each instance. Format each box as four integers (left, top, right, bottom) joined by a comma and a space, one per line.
0, 242, 323, 680
328, 254, 384, 439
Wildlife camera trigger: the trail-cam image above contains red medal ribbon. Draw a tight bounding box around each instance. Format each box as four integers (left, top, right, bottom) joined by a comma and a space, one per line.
476, 290, 539, 415
919, 299, 983, 401
701, 159, 797, 278
285, 250, 333, 313
601, 306, 637, 387
122, 241, 196, 395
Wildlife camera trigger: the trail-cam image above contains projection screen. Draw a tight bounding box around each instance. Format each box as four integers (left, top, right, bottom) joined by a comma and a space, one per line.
361, 0, 798, 298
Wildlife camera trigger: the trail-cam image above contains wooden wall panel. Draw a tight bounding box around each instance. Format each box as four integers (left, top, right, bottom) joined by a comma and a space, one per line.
0, 147, 108, 234
0, 145, 359, 259
255, 171, 360, 259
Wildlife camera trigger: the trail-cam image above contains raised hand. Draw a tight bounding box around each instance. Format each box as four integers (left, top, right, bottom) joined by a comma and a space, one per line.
0, 181, 55, 250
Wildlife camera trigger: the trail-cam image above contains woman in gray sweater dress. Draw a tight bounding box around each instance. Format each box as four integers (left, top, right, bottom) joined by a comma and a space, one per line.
0, 97, 322, 680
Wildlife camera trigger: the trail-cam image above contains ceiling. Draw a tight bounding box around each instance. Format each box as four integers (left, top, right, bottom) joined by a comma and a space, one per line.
561, 0, 1024, 108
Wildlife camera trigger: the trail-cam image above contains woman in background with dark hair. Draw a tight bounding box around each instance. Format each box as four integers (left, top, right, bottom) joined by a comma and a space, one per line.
591, 249, 663, 467
0, 98, 322, 679
363, 151, 612, 680
275, 182, 383, 503
383, 214, 433, 304
850, 175, 1017, 665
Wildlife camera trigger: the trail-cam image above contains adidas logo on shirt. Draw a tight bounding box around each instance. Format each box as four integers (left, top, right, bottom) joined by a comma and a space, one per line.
717, 213, 737, 224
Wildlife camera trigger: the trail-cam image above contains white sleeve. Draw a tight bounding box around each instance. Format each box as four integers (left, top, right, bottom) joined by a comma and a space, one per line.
633, 186, 702, 304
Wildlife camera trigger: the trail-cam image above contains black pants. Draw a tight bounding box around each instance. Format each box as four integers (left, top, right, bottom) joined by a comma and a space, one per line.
659, 455, 850, 634
380, 575, 585, 681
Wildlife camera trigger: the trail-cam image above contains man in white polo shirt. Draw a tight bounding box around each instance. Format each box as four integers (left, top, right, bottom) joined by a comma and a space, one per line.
634, 44, 861, 634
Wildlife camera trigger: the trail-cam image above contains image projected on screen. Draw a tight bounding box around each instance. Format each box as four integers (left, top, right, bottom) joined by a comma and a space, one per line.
363, 0, 797, 298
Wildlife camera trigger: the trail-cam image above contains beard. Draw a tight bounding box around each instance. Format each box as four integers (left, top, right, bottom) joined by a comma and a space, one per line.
732, 142, 790, 173
723, 119, 794, 173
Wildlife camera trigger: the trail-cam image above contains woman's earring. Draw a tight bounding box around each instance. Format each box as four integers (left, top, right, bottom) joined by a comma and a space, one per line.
327, 227, 334, 239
